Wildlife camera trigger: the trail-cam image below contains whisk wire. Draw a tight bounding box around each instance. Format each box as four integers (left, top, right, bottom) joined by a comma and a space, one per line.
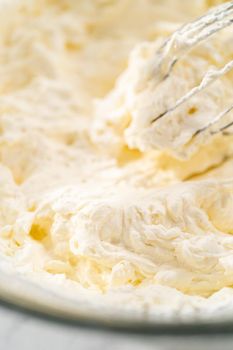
151, 1, 233, 138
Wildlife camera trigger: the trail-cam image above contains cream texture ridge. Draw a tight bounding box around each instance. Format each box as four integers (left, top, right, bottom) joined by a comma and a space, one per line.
0, 0, 233, 319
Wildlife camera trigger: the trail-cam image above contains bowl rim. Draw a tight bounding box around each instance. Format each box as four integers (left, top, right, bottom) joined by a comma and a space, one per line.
1, 268, 233, 335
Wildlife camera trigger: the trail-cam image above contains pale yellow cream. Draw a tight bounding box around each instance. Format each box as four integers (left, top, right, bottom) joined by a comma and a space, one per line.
0, 0, 232, 319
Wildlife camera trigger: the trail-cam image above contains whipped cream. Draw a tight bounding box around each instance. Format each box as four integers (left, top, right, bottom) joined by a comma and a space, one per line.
0, 0, 232, 319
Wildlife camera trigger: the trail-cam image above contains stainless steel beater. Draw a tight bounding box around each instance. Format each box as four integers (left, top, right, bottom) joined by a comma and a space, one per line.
151, 0, 233, 137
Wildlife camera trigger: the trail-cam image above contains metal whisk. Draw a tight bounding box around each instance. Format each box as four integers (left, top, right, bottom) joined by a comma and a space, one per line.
151, 1, 233, 137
